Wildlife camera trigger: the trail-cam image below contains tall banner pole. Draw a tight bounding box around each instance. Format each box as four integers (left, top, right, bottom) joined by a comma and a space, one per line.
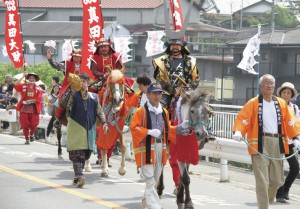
256, 24, 261, 95
81, 0, 104, 79
4, 0, 25, 69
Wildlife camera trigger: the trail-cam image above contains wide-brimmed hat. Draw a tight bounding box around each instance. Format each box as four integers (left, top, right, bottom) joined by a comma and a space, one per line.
25, 73, 40, 81
277, 82, 297, 98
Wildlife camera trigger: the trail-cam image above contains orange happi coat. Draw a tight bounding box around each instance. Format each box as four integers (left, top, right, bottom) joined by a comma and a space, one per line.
130, 106, 177, 168
233, 96, 300, 155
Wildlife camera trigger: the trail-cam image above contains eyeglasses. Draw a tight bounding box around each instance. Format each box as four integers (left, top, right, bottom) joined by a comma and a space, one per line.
262, 83, 275, 87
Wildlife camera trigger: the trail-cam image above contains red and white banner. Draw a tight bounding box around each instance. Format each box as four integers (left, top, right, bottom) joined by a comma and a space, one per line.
81, 0, 104, 79
4, 0, 24, 68
169, 0, 183, 31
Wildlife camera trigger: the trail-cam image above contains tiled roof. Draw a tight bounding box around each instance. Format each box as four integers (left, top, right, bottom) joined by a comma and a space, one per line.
228, 27, 300, 45
0, 0, 164, 9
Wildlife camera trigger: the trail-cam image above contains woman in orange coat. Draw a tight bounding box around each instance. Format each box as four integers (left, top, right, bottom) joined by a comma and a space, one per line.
130, 82, 188, 209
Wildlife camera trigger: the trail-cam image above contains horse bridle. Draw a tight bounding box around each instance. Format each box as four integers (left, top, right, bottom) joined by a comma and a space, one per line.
188, 98, 211, 129
110, 84, 124, 107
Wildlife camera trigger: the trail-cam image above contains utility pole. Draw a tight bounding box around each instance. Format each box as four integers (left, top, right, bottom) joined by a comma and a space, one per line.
240, 0, 243, 30
271, 0, 275, 31
230, 3, 233, 30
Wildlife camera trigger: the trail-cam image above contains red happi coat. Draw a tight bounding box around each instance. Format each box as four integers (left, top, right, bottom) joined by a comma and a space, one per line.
14, 83, 43, 114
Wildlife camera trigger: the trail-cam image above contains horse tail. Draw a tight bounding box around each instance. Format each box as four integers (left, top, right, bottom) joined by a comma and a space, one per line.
46, 115, 56, 137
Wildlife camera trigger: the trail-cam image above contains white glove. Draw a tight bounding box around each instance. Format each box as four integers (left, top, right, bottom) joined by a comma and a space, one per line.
148, 129, 162, 138
123, 125, 129, 133
293, 139, 300, 150
103, 124, 109, 134
180, 120, 190, 129
232, 131, 242, 142
112, 107, 120, 113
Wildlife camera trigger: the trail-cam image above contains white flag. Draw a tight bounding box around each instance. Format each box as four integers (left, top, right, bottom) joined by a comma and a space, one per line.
23, 40, 36, 52
44, 40, 57, 49
2, 46, 8, 57
145, 31, 166, 57
61, 39, 78, 60
237, 27, 261, 75
114, 36, 132, 64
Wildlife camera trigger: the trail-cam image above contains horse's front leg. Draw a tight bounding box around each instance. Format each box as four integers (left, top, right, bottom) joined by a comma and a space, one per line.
100, 149, 109, 177
118, 135, 126, 176
178, 162, 193, 209
57, 124, 62, 157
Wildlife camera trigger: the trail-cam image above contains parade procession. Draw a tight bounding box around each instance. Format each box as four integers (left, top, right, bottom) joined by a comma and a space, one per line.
1, 0, 300, 209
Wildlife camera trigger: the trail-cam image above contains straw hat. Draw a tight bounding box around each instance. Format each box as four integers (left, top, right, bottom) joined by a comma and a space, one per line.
276, 82, 297, 98
25, 73, 40, 81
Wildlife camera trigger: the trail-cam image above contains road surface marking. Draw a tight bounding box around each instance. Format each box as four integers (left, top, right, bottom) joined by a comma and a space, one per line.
0, 164, 127, 209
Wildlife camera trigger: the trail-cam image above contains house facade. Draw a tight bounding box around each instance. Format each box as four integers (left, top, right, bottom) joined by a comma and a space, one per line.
227, 27, 300, 105
0, 0, 236, 79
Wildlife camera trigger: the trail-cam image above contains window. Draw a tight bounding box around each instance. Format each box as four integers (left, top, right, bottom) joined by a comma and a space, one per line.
69, 16, 83, 21
215, 77, 233, 101
281, 53, 288, 63
262, 52, 269, 61
296, 54, 300, 75
104, 16, 116, 22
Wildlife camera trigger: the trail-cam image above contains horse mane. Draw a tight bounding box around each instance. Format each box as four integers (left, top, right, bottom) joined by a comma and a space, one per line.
110, 70, 124, 83
181, 89, 210, 105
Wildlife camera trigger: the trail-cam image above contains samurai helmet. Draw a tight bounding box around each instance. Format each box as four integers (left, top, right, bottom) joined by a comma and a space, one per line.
164, 0, 192, 55
70, 38, 82, 61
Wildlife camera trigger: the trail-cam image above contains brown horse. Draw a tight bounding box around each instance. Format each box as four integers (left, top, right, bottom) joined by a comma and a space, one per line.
97, 69, 129, 177
46, 106, 68, 157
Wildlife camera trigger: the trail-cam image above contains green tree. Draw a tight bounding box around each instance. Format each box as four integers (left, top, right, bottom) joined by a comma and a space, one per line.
0, 62, 64, 92
262, 5, 299, 28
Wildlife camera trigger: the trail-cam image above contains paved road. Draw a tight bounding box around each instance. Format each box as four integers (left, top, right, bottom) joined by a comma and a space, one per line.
0, 133, 300, 209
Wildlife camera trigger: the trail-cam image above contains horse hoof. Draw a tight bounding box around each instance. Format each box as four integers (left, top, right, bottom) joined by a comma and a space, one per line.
177, 203, 185, 209
185, 201, 194, 209
84, 166, 92, 172
101, 172, 108, 177
118, 167, 126, 176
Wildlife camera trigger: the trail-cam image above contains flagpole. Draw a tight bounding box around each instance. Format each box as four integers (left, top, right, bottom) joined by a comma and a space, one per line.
17, 0, 26, 72
256, 24, 261, 95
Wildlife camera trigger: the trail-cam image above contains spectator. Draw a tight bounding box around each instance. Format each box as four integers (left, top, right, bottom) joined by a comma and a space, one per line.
52, 76, 60, 87
6, 97, 20, 135
0, 74, 14, 96
39, 84, 48, 115
276, 82, 300, 203
47, 84, 60, 116
0, 74, 13, 129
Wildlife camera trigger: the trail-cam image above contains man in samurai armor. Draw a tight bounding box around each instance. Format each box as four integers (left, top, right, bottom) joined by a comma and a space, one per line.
91, 37, 134, 164
14, 72, 42, 144
153, 38, 200, 195
47, 47, 82, 127
90, 37, 134, 92
64, 73, 108, 188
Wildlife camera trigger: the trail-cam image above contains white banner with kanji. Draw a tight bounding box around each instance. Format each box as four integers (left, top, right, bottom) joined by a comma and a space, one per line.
145, 31, 166, 57
237, 33, 261, 75
114, 36, 132, 63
